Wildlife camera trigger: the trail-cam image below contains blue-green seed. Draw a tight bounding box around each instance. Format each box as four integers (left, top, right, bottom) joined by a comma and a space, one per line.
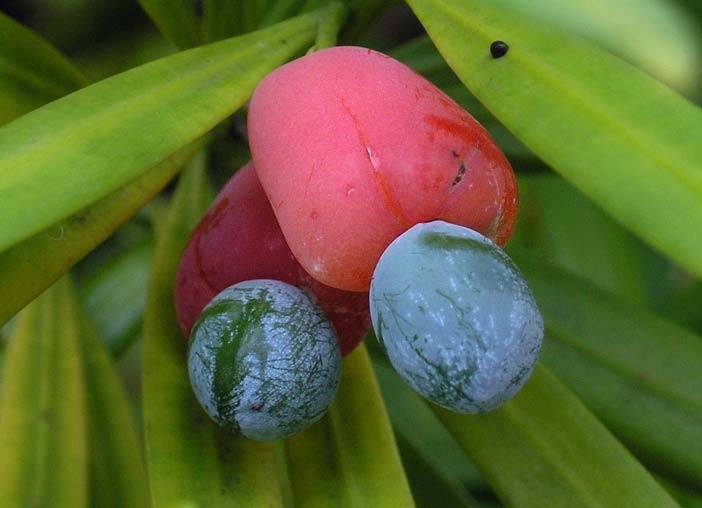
188, 279, 341, 440
370, 221, 543, 413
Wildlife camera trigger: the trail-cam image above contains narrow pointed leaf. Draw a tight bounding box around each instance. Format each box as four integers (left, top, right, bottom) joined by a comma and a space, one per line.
79, 238, 154, 356
0, 278, 87, 507
434, 365, 679, 508
142, 154, 285, 507
0, 13, 318, 254
0, 139, 201, 328
512, 251, 702, 487
138, 0, 202, 49
285, 345, 415, 507
0, 11, 86, 124
407, 0, 702, 279
75, 287, 151, 508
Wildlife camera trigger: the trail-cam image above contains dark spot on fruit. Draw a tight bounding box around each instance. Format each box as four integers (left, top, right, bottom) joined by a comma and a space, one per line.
490, 41, 509, 59
251, 402, 264, 412
310, 211, 319, 220
452, 163, 467, 186
451, 150, 459, 159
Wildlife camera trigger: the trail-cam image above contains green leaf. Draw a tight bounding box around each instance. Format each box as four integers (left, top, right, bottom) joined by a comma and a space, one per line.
259, 0, 306, 28
509, 173, 648, 304
314, 1, 348, 50
0, 139, 201, 329
202, 0, 247, 41
285, 345, 415, 507
406, 0, 702, 279
486, 0, 701, 94
75, 287, 151, 508
0, 13, 318, 255
0, 11, 86, 124
138, 0, 202, 49
372, 359, 481, 507
142, 153, 286, 507
657, 476, 702, 508
340, 0, 391, 44
434, 364, 680, 508
512, 251, 702, 488
0, 278, 87, 507
79, 237, 154, 356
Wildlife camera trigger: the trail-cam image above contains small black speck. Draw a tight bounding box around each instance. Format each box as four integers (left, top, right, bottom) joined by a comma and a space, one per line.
490, 41, 509, 59
450, 150, 459, 158
452, 163, 467, 186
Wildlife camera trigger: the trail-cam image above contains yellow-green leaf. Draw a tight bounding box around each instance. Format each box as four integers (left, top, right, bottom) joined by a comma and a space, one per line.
487, 0, 701, 94
75, 287, 151, 508
0, 13, 318, 254
0, 139, 202, 329
0, 11, 86, 124
0, 278, 87, 507
407, 0, 702, 279
285, 345, 415, 507
142, 153, 286, 507
434, 365, 679, 508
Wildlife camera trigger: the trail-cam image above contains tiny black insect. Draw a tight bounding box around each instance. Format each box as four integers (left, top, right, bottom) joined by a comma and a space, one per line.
490, 41, 509, 59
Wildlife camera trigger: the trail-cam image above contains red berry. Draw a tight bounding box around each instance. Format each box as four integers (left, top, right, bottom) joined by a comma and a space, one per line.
248, 46, 518, 291
175, 162, 370, 356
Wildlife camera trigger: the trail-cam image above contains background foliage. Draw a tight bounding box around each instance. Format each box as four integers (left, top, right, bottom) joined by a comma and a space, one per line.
0, 1, 700, 507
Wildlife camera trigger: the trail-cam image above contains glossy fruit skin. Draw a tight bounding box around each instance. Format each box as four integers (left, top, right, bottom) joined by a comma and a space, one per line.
175, 162, 371, 356
249, 46, 518, 292
369, 221, 543, 413
188, 279, 341, 440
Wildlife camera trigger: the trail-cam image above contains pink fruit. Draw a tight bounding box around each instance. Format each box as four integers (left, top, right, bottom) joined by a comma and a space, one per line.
175, 162, 370, 356
248, 46, 518, 292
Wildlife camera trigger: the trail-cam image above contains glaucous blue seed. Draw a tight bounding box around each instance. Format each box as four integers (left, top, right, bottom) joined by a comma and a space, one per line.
188, 279, 341, 440
369, 221, 543, 413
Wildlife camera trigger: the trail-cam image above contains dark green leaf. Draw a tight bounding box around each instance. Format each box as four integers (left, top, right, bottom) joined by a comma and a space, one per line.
202, 0, 252, 41
285, 345, 415, 507
142, 153, 287, 507
0, 13, 318, 254
509, 173, 648, 304
0, 11, 86, 124
0, 278, 87, 507
138, 0, 202, 49
407, 0, 702, 279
